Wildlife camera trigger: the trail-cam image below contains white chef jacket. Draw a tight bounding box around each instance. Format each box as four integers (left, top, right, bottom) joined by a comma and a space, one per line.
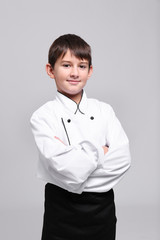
30, 90, 131, 194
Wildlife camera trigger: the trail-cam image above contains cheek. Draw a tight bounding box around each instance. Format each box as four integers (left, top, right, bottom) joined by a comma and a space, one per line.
82, 72, 90, 81
55, 71, 67, 80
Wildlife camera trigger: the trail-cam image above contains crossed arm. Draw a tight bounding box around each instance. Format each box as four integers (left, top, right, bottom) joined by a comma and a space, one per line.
31, 105, 130, 194
54, 136, 109, 155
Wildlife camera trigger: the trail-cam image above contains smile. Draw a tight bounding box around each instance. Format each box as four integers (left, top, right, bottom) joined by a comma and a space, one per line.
67, 80, 81, 84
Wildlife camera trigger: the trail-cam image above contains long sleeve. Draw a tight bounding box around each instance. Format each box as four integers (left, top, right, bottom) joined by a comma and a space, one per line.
30, 91, 131, 193
30, 111, 104, 194
86, 104, 131, 192
104, 105, 131, 174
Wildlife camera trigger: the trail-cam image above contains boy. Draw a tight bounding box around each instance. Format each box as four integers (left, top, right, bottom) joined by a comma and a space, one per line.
30, 34, 131, 240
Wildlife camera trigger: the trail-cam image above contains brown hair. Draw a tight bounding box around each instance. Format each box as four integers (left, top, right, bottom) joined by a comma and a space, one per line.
48, 34, 92, 69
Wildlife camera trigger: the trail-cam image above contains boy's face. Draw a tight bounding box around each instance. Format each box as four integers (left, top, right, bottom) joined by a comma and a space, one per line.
46, 50, 93, 103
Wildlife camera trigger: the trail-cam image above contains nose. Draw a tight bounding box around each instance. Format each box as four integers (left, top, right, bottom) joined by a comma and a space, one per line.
70, 66, 79, 79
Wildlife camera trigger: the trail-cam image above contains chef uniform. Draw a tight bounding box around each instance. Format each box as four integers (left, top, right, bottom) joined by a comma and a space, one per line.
30, 90, 131, 240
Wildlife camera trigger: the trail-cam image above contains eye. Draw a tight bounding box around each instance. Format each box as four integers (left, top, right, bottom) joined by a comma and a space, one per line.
79, 64, 87, 69
62, 64, 71, 68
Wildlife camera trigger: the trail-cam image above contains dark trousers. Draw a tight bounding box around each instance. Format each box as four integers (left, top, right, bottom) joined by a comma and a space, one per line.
41, 183, 117, 240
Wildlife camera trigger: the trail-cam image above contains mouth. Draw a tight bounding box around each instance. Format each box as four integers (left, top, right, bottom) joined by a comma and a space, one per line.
67, 80, 81, 85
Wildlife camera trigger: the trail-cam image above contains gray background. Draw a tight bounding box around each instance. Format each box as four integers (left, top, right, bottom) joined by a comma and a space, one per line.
0, 0, 159, 239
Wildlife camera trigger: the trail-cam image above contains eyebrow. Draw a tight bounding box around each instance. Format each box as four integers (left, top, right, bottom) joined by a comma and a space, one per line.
61, 60, 88, 64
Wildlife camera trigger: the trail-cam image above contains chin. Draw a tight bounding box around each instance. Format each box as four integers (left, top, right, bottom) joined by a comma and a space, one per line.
63, 88, 83, 96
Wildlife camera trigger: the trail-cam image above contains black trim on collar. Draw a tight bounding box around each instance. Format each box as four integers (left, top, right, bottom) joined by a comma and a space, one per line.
74, 104, 85, 115
57, 90, 85, 115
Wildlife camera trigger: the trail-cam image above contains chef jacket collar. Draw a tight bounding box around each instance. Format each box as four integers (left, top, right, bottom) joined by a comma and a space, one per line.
56, 90, 87, 115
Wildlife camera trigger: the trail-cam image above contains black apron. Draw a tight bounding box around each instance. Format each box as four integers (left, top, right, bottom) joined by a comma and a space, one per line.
41, 183, 117, 240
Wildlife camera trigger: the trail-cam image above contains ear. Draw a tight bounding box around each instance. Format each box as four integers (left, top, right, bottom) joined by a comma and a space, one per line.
87, 65, 93, 79
46, 63, 55, 79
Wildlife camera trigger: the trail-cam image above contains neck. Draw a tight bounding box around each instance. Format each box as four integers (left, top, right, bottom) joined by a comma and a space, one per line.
58, 90, 83, 104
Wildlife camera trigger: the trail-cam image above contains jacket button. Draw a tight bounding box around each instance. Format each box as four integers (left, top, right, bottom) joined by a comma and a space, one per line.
90, 116, 94, 120
67, 119, 71, 123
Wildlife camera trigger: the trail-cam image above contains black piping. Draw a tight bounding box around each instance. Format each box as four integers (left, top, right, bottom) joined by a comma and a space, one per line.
57, 90, 85, 115
74, 104, 85, 115
61, 118, 71, 145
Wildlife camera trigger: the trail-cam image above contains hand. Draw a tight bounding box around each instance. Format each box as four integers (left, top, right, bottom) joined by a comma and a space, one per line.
102, 146, 109, 155
54, 136, 65, 145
